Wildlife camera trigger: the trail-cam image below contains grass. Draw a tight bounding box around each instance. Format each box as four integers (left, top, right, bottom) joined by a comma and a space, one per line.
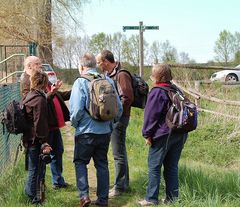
1, 84, 240, 206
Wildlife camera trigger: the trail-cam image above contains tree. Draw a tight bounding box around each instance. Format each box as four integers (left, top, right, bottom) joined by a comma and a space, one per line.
234, 51, 240, 65
112, 32, 126, 62
0, 0, 89, 64
122, 34, 148, 66
214, 30, 235, 65
149, 41, 161, 64
179, 52, 190, 64
88, 33, 111, 55
160, 40, 178, 63
233, 32, 240, 52
53, 35, 90, 68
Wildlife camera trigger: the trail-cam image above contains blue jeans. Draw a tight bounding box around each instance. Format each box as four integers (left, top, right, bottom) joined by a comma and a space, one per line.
111, 116, 129, 191
48, 129, 65, 186
25, 144, 45, 200
145, 133, 187, 203
74, 133, 110, 203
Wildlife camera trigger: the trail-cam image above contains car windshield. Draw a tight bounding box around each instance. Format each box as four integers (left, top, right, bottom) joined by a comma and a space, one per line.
42, 64, 53, 72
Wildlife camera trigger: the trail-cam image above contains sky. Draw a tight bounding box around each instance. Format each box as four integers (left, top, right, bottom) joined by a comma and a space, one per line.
80, 0, 240, 63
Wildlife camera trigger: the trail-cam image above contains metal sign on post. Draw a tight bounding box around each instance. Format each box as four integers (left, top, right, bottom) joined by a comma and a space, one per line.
123, 21, 159, 77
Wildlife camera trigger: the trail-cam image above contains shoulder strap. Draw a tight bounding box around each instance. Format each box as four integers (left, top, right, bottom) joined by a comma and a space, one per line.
80, 73, 102, 82
117, 69, 132, 79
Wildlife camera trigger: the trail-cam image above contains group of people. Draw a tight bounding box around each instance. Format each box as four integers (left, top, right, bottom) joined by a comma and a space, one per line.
19, 50, 188, 207
20, 56, 71, 204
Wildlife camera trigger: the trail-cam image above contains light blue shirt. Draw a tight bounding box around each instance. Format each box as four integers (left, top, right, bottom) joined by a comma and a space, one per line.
69, 68, 123, 136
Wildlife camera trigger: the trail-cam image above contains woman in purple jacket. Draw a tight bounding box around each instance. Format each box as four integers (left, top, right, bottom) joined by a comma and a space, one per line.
138, 64, 188, 206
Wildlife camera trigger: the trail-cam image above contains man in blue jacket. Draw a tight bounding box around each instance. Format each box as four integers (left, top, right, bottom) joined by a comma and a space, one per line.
70, 53, 123, 207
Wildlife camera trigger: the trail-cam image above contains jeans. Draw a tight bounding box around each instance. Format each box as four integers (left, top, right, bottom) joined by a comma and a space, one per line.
48, 129, 65, 186
111, 116, 129, 191
145, 133, 187, 203
74, 133, 110, 203
25, 144, 45, 200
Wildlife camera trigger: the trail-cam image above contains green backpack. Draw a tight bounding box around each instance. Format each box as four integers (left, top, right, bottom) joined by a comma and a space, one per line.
81, 74, 119, 121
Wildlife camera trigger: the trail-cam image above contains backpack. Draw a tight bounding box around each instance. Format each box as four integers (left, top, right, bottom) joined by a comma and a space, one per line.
118, 70, 149, 109
1, 93, 41, 135
157, 85, 198, 133
1, 100, 29, 135
81, 74, 119, 121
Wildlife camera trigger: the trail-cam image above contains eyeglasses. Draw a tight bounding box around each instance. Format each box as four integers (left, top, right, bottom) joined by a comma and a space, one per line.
150, 75, 154, 81
97, 59, 104, 66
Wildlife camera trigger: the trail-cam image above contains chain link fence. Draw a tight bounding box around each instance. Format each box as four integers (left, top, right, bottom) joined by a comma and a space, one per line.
0, 82, 22, 175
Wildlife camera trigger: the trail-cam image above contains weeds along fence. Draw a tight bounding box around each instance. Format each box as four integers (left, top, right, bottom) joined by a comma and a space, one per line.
0, 82, 22, 175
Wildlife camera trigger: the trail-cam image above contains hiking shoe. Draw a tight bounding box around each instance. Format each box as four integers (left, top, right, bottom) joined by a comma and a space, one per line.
138, 199, 157, 206
91, 199, 108, 206
108, 188, 122, 198
52, 182, 69, 190
161, 198, 171, 204
80, 196, 91, 207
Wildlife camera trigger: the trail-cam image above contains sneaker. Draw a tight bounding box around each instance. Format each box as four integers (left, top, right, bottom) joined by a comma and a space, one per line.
52, 182, 69, 190
138, 199, 157, 206
108, 188, 122, 198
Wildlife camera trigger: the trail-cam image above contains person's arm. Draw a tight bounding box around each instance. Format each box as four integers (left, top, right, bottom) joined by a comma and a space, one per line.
108, 77, 123, 122
32, 96, 49, 143
117, 72, 134, 110
57, 90, 71, 101
69, 79, 86, 128
142, 88, 167, 139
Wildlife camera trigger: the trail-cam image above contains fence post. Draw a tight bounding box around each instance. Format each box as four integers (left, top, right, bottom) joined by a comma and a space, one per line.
194, 80, 200, 106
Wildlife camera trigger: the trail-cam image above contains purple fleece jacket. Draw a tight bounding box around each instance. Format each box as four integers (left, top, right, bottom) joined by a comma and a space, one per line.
142, 87, 171, 140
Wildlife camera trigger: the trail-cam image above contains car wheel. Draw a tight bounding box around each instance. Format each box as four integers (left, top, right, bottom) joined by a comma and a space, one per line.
225, 73, 238, 82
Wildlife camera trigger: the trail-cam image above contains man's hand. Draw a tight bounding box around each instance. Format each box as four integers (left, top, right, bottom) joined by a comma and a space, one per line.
50, 80, 62, 92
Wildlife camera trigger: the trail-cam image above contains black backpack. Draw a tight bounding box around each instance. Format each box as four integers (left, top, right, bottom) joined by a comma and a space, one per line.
1, 100, 29, 135
118, 70, 149, 109
156, 85, 198, 133
1, 94, 40, 135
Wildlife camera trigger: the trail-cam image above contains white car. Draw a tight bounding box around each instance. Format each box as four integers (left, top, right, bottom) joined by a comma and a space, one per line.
42, 64, 57, 84
210, 65, 240, 82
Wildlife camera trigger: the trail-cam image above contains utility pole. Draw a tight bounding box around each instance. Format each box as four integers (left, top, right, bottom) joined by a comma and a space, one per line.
139, 21, 144, 77
123, 21, 159, 77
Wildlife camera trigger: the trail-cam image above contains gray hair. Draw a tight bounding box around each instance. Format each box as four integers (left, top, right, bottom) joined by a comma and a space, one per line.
80, 53, 96, 68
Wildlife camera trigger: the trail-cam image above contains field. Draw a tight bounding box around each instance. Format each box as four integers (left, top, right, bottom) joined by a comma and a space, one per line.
0, 81, 240, 207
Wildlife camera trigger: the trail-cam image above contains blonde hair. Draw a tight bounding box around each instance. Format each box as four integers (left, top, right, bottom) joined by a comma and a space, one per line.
30, 71, 48, 90
151, 64, 172, 83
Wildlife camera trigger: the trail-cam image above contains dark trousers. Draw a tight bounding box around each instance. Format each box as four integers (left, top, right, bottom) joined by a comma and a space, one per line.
74, 133, 111, 203
145, 133, 187, 203
25, 144, 45, 201
48, 129, 65, 186
110, 116, 130, 190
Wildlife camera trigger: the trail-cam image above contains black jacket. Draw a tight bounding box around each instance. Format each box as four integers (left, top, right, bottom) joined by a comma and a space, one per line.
46, 87, 71, 127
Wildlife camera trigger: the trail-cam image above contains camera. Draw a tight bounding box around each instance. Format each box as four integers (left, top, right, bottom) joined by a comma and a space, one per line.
40, 153, 51, 164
